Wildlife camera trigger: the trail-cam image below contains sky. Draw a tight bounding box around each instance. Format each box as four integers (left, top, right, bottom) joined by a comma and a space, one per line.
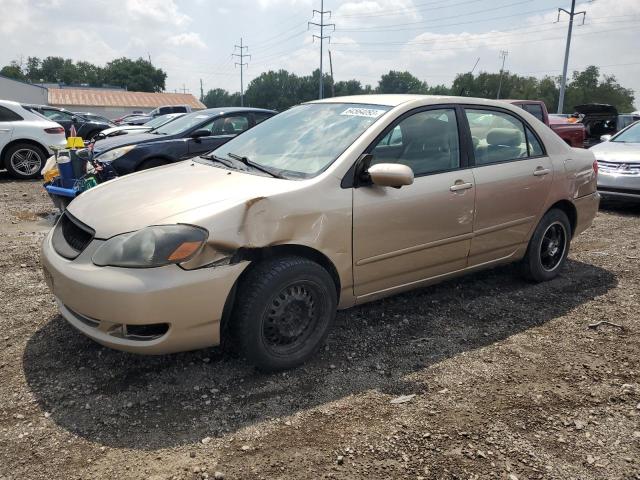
0, 0, 638, 108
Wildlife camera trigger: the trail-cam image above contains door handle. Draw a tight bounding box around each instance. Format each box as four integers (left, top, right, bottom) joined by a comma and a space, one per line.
533, 167, 551, 176
0, 128, 11, 132
450, 182, 473, 192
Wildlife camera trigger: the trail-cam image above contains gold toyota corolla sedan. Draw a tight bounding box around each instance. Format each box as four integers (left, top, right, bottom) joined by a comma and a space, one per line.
41, 95, 600, 371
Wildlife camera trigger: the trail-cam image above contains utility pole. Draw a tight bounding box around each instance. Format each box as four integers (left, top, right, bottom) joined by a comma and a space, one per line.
328, 49, 335, 97
233, 38, 250, 107
308, 0, 335, 99
496, 50, 508, 99
556, 0, 586, 113
181, 84, 188, 94
200, 78, 204, 101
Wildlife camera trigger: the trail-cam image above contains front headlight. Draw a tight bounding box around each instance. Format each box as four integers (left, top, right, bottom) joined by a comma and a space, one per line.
92, 225, 208, 268
97, 145, 136, 162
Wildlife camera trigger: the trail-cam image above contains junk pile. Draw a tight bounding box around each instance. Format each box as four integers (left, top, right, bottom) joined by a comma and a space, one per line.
42, 136, 117, 211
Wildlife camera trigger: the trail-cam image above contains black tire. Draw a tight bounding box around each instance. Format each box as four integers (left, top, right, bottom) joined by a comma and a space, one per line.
232, 256, 337, 371
521, 209, 571, 282
137, 158, 169, 171
3, 143, 48, 179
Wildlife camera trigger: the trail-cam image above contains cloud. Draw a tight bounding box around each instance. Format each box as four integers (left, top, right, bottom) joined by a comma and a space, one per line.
166, 32, 206, 49
126, 0, 191, 26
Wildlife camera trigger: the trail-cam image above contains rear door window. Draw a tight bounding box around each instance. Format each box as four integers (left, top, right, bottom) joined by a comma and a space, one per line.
465, 109, 544, 165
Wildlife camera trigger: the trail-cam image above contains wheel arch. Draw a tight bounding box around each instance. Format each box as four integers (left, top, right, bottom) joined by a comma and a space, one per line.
546, 199, 577, 238
218, 244, 342, 344
1, 138, 49, 167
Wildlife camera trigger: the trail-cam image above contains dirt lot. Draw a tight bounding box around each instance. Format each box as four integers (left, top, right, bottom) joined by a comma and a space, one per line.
0, 174, 639, 480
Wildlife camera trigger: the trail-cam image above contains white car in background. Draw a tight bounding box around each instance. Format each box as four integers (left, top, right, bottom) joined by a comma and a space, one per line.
0, 100, 67, 179
94, 113, 185, 140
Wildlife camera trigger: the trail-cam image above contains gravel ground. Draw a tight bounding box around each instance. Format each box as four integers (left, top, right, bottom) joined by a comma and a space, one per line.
0, 174, 639, 480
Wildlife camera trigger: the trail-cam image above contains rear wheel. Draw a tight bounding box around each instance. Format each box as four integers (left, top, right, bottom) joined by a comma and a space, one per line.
232, 256, 337, 371
521, 209, 571, 282
4, 143, 47, 179
137, 158, 169, 171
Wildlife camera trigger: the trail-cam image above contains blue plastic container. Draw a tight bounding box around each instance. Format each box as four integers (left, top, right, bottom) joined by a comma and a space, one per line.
56, 154, 75, 188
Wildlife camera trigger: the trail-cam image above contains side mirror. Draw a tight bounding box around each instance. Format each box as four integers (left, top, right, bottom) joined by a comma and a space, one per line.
71, 116, 78, 123
368, 163, 414, 188
600, 134, 612, 142
190, 129, 210, 140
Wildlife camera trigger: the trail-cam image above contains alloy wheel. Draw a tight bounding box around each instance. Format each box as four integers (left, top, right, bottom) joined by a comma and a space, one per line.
10, 148, 42, 176
539, 221, 567, 272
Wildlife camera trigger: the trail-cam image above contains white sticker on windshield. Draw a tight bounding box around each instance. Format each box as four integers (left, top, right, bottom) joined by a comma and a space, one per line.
340, 107, 386, 118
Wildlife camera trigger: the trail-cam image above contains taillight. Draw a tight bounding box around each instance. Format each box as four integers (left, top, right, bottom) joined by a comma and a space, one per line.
592, 160, 598, 177
44, 127, 65, 134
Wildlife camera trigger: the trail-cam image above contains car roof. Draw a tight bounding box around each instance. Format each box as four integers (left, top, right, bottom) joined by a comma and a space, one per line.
308, 94, 529, 109
197, 107, 277, 115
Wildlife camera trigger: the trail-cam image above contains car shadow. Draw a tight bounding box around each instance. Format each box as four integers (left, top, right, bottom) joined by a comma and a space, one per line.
599, 196, 640, 216
23, 259, 616, 450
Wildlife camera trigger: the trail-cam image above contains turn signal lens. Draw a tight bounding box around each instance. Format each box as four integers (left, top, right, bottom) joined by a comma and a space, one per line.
168, 241, 204, 261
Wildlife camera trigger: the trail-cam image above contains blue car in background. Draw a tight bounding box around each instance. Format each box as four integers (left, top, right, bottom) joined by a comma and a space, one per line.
91, 107, 276, 174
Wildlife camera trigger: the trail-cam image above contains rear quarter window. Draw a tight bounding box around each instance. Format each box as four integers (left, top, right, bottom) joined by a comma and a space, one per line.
0, 106, 23, 122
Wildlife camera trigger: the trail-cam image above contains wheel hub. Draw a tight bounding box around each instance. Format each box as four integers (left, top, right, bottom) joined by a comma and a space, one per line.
264, 284, 316, 349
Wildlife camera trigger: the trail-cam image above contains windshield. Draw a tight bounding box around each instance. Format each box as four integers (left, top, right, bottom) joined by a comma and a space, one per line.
146, 114, 180, 129
154, 111, 214, 136
211, 103, 390, 178
612, 121, 640, 143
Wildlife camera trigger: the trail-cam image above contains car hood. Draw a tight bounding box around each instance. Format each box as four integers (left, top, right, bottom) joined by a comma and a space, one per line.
92, 132, 170, 155
590, 141, 640, 163
67, 160, 299, 239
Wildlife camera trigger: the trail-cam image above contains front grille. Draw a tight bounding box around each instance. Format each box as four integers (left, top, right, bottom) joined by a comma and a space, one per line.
52, 212, 95, 259
597, 160, 640, 175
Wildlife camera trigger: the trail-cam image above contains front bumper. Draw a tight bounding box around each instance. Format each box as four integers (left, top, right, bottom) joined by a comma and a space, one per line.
41, 230, 248, 354
597, 168, 640, 199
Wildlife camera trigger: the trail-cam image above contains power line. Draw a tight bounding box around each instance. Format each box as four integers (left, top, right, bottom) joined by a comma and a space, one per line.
556, 0, 586, 114
308, 0, 335, 99
233, 38, 250, 106
335, 0, 534, 32
330, 23, 640, 55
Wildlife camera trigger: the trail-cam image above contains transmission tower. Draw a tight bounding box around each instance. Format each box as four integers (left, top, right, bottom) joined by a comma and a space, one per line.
308, 0, 335, 99
233, 38, 250, 107
556, 0, 586, 113
496, 50, 508, 100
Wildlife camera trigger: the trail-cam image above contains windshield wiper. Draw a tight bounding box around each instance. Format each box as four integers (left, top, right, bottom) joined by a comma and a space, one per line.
227, 152, 286, 179
201, 153, 238, 169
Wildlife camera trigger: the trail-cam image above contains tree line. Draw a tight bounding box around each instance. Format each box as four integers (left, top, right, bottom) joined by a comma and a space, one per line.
0, 57, 167, 92
204, 66, 635, 114
1, 56, 634, 113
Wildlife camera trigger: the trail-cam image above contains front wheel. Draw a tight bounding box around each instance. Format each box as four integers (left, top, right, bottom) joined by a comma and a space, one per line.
232, 256, 337, 371
521, 209, 571, 282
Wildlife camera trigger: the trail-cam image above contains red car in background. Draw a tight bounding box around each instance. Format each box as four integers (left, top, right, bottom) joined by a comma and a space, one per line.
505, 100, 586, 148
